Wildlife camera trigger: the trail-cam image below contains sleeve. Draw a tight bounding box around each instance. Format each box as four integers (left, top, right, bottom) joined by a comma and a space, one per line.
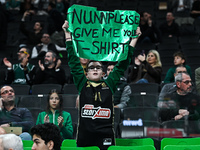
55, 44, 67, 51
66, 41, 87, 93
55, 68, 66, 85
33, 68, 45, 84
143, 61, 162, 79
36, 112, 44, 125
5, 69, 14, 84
60, 112, 73, 139
116, 85, 131, 109
127, 64, 140, 83
106, 46, 135, 94
11, 108, 34, 132
164, 68, 174, 83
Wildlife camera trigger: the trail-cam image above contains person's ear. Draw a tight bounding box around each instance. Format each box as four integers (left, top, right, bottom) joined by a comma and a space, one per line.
47, 140, 54, 150
181, 59, 185, 64
176, 81, 181, 88
101, 72, 105, 77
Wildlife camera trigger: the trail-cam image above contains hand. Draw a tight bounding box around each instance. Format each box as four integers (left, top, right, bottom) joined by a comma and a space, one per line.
44, 114, 49, 123
57, 116, 64, 128
0, 123, 10, 127
55, 59, 61, 70
179, 109, 189, 116
62, 20, 69, 32
38, 60, 45, 71
3, 58, 12, 68
174, 114, 183, 120
62, 20, 71, 41
134, 57, 141, 65
136, 27, 142, 38
137, 54, 146, 62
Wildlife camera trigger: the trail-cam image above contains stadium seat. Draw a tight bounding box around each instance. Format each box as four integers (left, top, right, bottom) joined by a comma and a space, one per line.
107, 145, 156, 150
115, 138, 154, 146
160, 137, 200, 150
164, 145, 200, 150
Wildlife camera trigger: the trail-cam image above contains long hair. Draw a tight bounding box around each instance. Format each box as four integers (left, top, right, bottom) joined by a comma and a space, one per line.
146, 50, 162, 67
46, 89, 63, 116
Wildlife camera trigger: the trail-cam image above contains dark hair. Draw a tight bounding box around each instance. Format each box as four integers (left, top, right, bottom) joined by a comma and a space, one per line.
85, 60, 103, 72
173, 51, 186, 65
46, 89, 63, 116
31, 123, 63, 150
107, 62, 117, 67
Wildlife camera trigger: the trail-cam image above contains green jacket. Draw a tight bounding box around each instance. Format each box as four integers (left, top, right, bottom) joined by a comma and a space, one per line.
164, 65, 192, 83
36, 110, 73, 139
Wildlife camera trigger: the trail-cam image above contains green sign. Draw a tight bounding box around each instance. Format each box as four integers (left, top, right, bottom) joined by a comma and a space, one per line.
67, 5, 140, 61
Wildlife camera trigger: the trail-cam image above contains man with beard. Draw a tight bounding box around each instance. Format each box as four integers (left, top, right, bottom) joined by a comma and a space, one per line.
159, 72, 200, 122
34, 51, 66, 85
31, 33, 66, 59
3, 47, 36, 85
0, 86, 34, 132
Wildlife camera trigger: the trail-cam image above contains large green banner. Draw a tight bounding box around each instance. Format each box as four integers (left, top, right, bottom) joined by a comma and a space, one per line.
67, 5, 140, 61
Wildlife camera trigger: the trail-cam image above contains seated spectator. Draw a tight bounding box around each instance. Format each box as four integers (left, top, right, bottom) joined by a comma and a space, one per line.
0, 134, 23, 150
164, 51, 192, 83
31, 123, 63, 150
3, 46, 36, 85
128, 50, 162, 84
158, 72, 200, 122
195, 67, 200, 94
34, 51, 66, 85
138, 11, 161, 44
0, 86, 34, 133
190, 0, 200, 19
170, 0, 193, 17
31, 33, 66, 59
20, 10, 43, 47
159, 12, 180, 38
159, 65, 187, 100
104, 62, 131, 109
36, 89, 73, 139
19, 0, 36, 14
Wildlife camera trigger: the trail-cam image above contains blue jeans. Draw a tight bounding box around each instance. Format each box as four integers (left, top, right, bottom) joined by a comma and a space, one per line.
136, 79, 149, 83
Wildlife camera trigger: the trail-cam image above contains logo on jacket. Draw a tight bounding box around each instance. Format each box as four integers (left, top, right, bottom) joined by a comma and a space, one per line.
81, 104, 111, 119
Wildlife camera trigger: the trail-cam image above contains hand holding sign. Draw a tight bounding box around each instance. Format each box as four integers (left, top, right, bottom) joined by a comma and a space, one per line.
66, 5, 140, 61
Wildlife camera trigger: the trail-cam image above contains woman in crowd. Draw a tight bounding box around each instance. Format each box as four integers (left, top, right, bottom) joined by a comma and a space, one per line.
36, 89, 73, 139
128, 50, 162, 84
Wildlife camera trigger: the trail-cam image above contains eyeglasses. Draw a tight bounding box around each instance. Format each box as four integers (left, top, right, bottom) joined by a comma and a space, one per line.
18, 51, 29, 55
177, 71, 187, 73
181, 80, 192, 85
42, 36, 50, 38
1, 89, 14, 95
88, 66, 103, 71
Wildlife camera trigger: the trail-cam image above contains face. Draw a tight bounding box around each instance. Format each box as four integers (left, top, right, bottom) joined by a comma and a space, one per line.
32, 135, 52, 150
107, 65, 114, 76
41, 34, 50, 44
0, 86, 15, 102
174, 56, 185, 66
147, 52, 157, 65
44, 52, 55, 66
18, 48, 29, 61
177, 74, 192, 94
34, 22, 42, 31
174, 67, 187, 76
166, 12, 174, 22
49, 93, 60, 111
79, 58, 89, 66
86, 62, 104, 81
143, 12, 151, 22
